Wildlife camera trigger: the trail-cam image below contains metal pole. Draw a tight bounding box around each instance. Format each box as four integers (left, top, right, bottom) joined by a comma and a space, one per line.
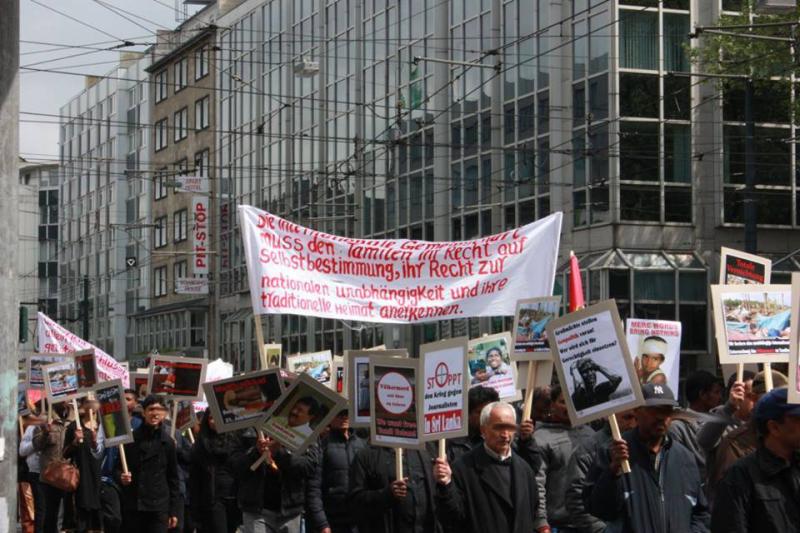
0, 0, 20, 528
744, 79, 757, 254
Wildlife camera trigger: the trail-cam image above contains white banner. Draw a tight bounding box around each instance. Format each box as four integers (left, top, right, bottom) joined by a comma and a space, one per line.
176, 277, 209, 295
193, 196, 209, 275
175, 175, 209, 194
238, 206, 562, 323
37, 312, 129, 388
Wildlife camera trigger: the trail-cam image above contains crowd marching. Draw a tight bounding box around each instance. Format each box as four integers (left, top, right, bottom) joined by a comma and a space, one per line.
16, 367, 800, 533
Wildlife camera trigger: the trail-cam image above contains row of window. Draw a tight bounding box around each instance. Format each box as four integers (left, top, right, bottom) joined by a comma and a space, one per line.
152, 261, 188, 297
153, 210, 189, 248
154, 47, 210, 104
153, 150, 210, 201
154, 97, 211, 151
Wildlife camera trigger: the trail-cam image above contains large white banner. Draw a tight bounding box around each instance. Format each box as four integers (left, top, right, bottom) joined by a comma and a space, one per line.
239, 206, 562, 323
37, 312, 129, 388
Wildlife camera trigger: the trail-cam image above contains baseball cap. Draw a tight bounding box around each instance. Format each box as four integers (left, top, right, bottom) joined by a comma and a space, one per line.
754, 387, 800, 422
641, 383, 678, 407
751, 370, 789, 396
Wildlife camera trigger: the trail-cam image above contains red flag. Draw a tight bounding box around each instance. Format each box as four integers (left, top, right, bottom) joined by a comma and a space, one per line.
568, 251, 585, 312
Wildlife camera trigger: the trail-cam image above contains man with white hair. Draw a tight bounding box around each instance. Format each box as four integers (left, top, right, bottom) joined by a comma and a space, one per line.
433, 401, 540, 533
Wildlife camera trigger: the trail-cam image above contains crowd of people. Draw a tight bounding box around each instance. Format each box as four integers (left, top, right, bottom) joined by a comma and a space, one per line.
16, 367, 800, 533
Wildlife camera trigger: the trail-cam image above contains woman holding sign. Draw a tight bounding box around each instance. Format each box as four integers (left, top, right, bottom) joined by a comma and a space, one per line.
63, 398, 105, 532
33, 402, 70, 533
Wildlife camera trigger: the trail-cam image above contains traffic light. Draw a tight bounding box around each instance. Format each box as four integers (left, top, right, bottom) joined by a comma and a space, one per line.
19, 307, 28, 343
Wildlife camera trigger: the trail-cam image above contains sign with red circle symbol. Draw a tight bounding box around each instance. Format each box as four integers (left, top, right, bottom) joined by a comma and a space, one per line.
421, 337, 470, 440
434, 362, 450, 388
377, 371, 413, 414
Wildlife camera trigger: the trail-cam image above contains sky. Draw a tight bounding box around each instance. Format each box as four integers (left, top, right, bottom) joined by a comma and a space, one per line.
19, 0, 204, 162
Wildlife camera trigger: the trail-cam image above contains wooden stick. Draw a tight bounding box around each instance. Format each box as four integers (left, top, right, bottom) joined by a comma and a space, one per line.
522, 362, 538, 420
764, 362, 774, 392
395, 448, 403, 481
438, 439, 446, 460
250, 431, 278, 471
253, 313, 268, 370
186, 428, 195, 444
736, 363, 744, 383
608, 414, 630, 474
119, 444, 129, 475
47, 400, 52, 424
19, 416, 24, 440
72, 398, 83, 443
170, 401, 178, 440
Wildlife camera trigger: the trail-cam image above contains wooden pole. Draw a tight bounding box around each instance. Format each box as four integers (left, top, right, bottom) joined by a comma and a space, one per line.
608, 413, 630, 474
438, 439, 446, 460
72, 398, 83, 443
170, 401, 178, 440
395, 448, 403, 481
522, 362, 538, 420
764, 362, 774, 392
736, 363, 744, 383
185, 428, 195, 444
18, 416, 24, 440
253, 313, 268, 370
47, 400, 52, 424
119, 444, 129, 475
250, 430, 278, 471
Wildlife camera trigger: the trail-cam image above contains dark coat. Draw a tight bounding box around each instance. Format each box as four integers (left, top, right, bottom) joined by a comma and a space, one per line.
118, 423, 181, 517
710, 445, 800, 533
63, 421, 102, 511
305, 430, 368, 531
435, 444, 539, 533
188, 427, 242, 519
584, 429, 710, 533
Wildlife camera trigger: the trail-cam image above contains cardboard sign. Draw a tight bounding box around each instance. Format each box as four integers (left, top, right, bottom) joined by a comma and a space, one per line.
203, 369, 284, 433
546, 300, 644, 427
73, 349, 99, 390
517, 360, 555, 390
260, 373, 345, 454
719, 247, 772, 285
346, 349, 408, 428
370, 356, 423, 449
265, 344, 282, 369
286, 350, 333, 386
512, 296, 561, 361
27, 353, 70, 391
42, 360, 81, 403
148, 355, 208, 400
18, 382, 31, 416
174, 400, 197, 432
133, 370, 149, 398
711, 284, 792, 364
468, 332, 520, 402
626, 319, 682, 396
787, 273, 800, 403
93, 380, 134, 447
330, 360, 346, 396
420, 337, 469, 441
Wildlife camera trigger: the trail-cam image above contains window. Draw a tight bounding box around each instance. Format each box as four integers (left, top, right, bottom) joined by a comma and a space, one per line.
194, 149, 209, 178
174, 108, 188, 142
154, 266, 167, 297
195, 46, 209, 80
195, 96, 210, 130
154, 119, 168, 151
155, 70, 168, 103
154, 216, 167, 248
154, 171, 168, 200
174, 209, 188, 242
174, 58, 188, 92
619, 11, 658, 70
173, 260, 187, 282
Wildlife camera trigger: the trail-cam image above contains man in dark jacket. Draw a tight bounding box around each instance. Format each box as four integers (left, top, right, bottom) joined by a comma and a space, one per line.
433, 401, 539, 533
711, 387, 800, 533
584, 383, 710, 533
118, 395, 181, 533
232, 428, 318, 533
305, 409, 368, 533
445, 387, 499, 463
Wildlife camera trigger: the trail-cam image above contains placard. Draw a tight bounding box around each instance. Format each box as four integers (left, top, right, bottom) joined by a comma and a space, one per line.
468, 332, 520, 402
286, 350, 333, 385
625, 319, 682, 394
369, 356, 423, 449
512, 296, 561, 360
133, 370, 149, 398
42, 360, 81, 403
346, 349, 408, 427
73, 349, 99, 390
786, 273, 800, 403
330, 360, 346, 396
203, 369, 284, 433
711, 284, 792, 364
147, 355, 208, 400
517, 360, 555, 390
174, 400, 197, 432
260, 373, 345, 454
93, 380, 133, 447
27, 353, 70, 391
546, 300, 644, 427
18, 382, 31, 416
719, 247, 772, 285
265, 344, 282, 368
420, 337, 469, 441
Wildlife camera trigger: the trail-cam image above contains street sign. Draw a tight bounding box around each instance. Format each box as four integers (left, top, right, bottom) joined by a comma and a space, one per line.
126, 257, 137, 268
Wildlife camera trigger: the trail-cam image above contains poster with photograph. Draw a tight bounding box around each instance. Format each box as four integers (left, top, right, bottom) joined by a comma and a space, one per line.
330, 360, 346, 396
513, 297, 561, 360
204, 369, 284, 433
73, 349, 99, 390
369, 356, 423, 449
27, 353, 70, 391
93, 380, 133, 447
42, 360, 81, 403
261, 373, 345, 454
787, 273, 800, 403
468, 332, 520, 402
625, 319, 682, 395
18, 382, 31, 416
546, 300, 644, 427
286, 350, 333, 386
174, 400, 197, 432
711, 284, 792, 364
133, 370, 149, 398
719, 247, 772, 285
420, 337, 469, 441
147, 355, 208, 400
265, 344, 282, 369
346, 349, 408, 427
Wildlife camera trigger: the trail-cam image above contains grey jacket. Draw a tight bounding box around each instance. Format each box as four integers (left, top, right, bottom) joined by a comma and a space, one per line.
565, 426, 611, 533
532, 422, 596, 529
667, 409, 706, 480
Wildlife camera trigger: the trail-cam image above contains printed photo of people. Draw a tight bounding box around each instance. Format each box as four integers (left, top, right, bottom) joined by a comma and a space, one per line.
626, 319, 682, 392
27, 353, 69, 390
18, 382, 31, 416
716, 287, 792, 358
205, 369, 284, 432
133, 371, 149, 399
356, 361, 370, 417
74, 349, 99, 389
149, 356, 206, 398
43, 360, 80, 401
286, 350, 332, 385
265, 344, 282, 368
568, 357, 627, 412
94, 380, 133, 447
720, 248, 770, 285
513, 297, 560, 357
468, 333, 518, 400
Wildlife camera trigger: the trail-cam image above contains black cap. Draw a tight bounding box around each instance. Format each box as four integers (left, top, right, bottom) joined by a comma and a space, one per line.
641, 383, 678, 407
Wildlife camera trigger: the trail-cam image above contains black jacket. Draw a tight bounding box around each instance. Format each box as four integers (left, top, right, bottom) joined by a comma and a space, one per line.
63, 421, 103, 511
231, 429, 318, 517
118, 423, 181, 517
564, 425, 611, 533
305, 430, 368, 530
435, 444, 539, 533
584, 429, 710, 533
446, 432, 542, 474
189, 428, 242, 518
710, 445, 800, 533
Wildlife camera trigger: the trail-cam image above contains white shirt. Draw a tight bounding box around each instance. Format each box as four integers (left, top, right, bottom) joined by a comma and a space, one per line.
19, 425, 41, 474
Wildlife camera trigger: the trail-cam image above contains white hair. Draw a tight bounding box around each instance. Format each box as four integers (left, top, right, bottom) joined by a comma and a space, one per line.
479, 401, 516, 427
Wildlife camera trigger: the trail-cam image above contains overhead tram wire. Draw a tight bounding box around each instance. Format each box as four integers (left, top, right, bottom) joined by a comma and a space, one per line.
29, 0, 126, 42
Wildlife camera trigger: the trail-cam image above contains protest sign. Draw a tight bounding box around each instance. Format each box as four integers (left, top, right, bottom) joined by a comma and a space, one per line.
517, 360, 555, 389
27, 353, 70, 391
265, 344, 282, 369
37, 312, 129, 387
330, 360, 346, 396
73, 349, 99, 390
174, 400, 197, 432
261, 373, 345, 454
626, 319, 682, 394
238, 206, 562, 323
711, 284, 791, 364
512, 296, 561, 360
346, 349, 408, 428
133, 370, 149, 398
420, 337, 469, 441
546, 300, 644, 427
18, 382, 31, 416
370, 356, 423, 449
93, 380, 133, 447
204, 369, 284, 433
148, 355, 208, 400
719, 247, 772, 285
468, 332, 520, 402
787, 273, 800, 403
286, 350, 333, 386
42, 360, 81, 403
